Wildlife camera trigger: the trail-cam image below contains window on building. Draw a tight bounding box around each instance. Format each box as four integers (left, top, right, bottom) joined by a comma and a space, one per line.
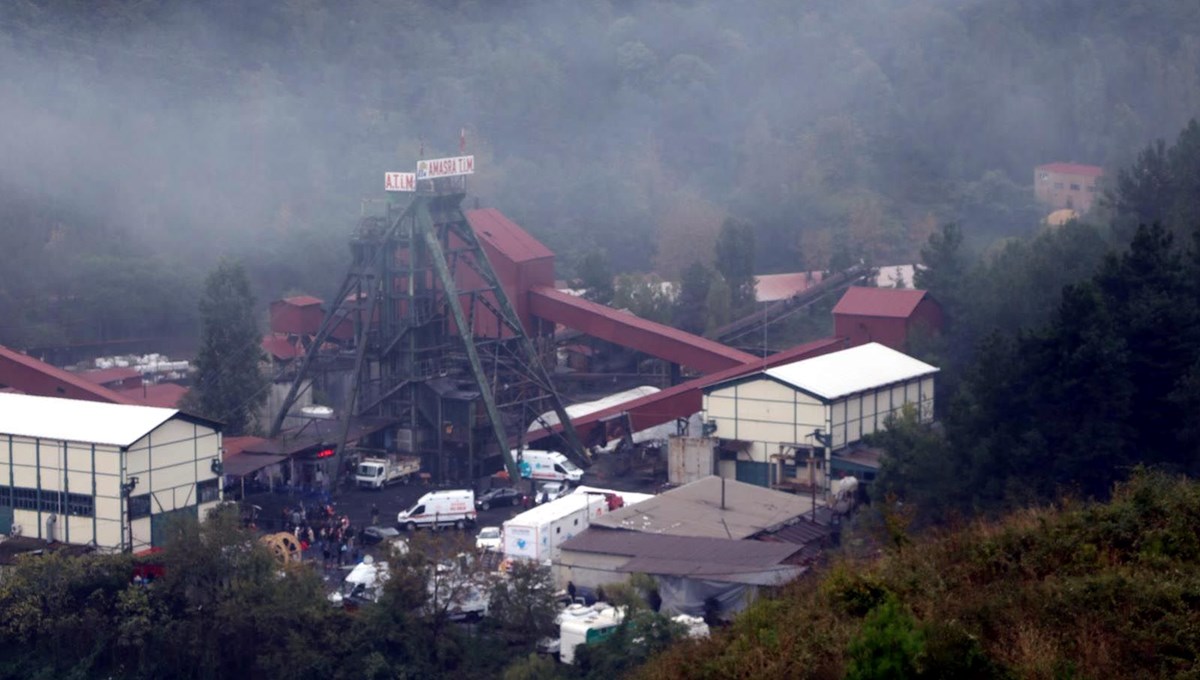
1070, 183, 1081, 191
0, 485, 9, 507
129, 494, 152, 519
12, 487, 38, 510
39, 490, 61, 513
197, 478, 220, 504
66, 493, 95, 517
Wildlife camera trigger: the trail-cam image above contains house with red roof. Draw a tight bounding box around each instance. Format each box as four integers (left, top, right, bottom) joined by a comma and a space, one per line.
832, 287, 943, 351
1034, 162, 1104, 212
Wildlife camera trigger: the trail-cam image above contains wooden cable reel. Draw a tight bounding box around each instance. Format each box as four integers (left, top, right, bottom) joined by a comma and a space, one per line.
260, 532, 303, 565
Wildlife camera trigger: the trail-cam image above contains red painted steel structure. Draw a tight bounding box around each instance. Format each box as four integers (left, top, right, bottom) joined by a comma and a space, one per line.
467, 208, 556, 337
528, 286, 759, 374
0, 344, 138, 404
527, 336, 847, 446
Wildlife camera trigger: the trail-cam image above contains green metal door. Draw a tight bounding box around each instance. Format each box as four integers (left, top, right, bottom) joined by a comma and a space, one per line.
0, 506, 11, 535
151, 507, 197, 547
735, 461, 770, 487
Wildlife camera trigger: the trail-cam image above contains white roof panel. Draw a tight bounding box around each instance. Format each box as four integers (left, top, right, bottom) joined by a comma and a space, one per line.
763, 343, 938, 401
529, 386, 660, 432
0, 392, 182, 447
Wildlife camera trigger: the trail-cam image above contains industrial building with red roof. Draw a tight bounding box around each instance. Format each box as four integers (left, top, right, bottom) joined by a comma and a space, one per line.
832, 287, 943, 351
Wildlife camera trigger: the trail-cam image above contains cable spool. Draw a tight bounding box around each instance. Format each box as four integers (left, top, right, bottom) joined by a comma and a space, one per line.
259, 532, 303, 565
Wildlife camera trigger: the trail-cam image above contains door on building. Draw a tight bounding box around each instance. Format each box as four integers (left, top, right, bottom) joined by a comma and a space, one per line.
735, 460, 770, 487
150, 507, 197, 547
0, 506, 11, 535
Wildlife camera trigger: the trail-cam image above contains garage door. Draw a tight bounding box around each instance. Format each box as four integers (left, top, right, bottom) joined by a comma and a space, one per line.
735, 461, 770, 487
151, 507, 197, 547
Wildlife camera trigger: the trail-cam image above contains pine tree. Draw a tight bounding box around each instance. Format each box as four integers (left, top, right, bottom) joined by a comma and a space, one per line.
713, 217, 757, 313
183, 258, 268, 435
673, 261, 712, 335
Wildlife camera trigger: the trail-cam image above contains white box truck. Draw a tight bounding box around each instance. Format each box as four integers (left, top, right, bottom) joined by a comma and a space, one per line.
502, 493, 614, 563
518, 449, 584, 483
397, 489, 476, 531
355, 454, 421, 489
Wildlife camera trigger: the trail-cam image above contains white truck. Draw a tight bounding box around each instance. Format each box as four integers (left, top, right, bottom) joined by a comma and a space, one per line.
355, 454, 421, 489
502, 491, 623, 563
397, 489, 476, 531
517, 449, 584, 483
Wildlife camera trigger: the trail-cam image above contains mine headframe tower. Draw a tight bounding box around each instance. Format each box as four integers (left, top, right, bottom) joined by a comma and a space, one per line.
270, 188, 586, 488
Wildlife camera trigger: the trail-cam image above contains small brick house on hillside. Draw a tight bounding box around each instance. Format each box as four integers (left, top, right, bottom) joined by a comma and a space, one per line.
1034, 162, 1103, 212
832, 287, 943, 352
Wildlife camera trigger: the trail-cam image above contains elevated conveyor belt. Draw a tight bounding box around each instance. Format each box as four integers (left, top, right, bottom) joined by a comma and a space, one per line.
527, 337, 847, 447
528, 286, 758, 374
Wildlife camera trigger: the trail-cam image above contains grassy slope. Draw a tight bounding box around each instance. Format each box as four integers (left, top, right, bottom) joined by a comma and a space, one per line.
638, 472, 1200, 679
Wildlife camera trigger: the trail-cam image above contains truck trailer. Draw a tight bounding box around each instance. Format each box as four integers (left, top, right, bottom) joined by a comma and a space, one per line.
502, 487, 648, 563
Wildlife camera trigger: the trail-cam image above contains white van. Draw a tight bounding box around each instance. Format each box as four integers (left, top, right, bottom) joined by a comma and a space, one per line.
397, 489, 476, 531
518, 449, 583, 483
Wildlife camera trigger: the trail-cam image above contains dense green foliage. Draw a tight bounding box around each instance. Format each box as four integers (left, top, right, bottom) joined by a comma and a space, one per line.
639, 471, 1200, 679
3, 1, 1200, 347
0, 507, 570, 680
874, 122, 1200, 524
181, 259, 269, 435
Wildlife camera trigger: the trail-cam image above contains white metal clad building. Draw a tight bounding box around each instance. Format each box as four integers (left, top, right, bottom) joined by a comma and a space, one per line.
0, 393, 223, 551
702, 343, 937, 489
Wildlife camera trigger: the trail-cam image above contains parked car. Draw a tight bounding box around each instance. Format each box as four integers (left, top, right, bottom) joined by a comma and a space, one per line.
360, 525, 402, 546
476, 487, 524, 510
475, 526, 502, 552
536, 481, 570, 504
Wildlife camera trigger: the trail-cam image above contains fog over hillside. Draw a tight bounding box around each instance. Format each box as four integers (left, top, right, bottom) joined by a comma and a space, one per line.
2, 0, 1199, 346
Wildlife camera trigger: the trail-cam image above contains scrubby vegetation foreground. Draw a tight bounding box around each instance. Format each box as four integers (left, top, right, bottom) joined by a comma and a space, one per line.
639, 470, 1200, 679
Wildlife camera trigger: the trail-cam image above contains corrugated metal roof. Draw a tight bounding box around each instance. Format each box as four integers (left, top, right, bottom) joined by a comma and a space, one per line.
529, 386, 661, 432
277, 297, 324, 309
589, 476, 816, 539
754, 272, 824, 302
561, 528, 805, 583
223, 451, 289, 477
762, 342, 939, 401
79, 367, 140, 385
280, 295, 323, 307
529, 286, 758, 373
0, 344, 138, 405
756, 520, 831, 546
0, 392, 184, 446
1037, 162, 1104, 178
466, 208, 554, 263
832, 286, 928, 318
562, 528, 800, 563
121, 382, 188, 408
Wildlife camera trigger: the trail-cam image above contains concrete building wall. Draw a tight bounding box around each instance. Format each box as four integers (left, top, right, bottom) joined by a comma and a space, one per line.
556, 549, 634, 591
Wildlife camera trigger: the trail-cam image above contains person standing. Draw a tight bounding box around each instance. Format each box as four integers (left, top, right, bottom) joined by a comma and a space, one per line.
370, 503, 380, 527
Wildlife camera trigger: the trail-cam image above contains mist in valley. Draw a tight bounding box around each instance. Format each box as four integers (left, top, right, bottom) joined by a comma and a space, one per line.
2, 0, 1199, 348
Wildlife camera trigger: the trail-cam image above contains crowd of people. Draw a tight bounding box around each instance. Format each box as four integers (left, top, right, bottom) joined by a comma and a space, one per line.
279, 502, 364, 570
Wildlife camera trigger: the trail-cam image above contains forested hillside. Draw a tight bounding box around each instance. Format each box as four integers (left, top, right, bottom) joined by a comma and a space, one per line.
2, 1, 1200, 347
639, 471, 1200, 679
